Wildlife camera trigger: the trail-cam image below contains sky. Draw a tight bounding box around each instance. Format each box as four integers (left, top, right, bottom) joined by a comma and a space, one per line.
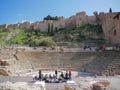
0, 0, 120, 24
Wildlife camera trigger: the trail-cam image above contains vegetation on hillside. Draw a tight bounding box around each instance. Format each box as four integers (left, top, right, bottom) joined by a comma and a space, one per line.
0, 24, 105, 47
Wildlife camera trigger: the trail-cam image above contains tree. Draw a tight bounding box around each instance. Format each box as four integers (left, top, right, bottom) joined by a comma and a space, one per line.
54, 16, 58, 20
109, 8, 112, 13
50, 24, 54, 36
48, 23, 50, 33
43, 15, 58, 21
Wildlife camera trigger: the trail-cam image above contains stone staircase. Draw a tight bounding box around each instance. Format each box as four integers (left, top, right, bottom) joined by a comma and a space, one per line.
82, 51, 120, 75
103, 58, 120, 75
0, 48, 120, 76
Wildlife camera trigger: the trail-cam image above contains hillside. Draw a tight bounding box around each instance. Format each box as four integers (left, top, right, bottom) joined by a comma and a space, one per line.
0, 24, 105, 47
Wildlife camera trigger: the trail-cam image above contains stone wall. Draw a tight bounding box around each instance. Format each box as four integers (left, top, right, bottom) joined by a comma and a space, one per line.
87, 16, 96, 24
0, 11, 89, 31
0, 11, 120, 44
111, 20, 120, 43
65, 15, 76, 28
19, 22, 31, 29
38, 21, 49, 32
31, 21, 46, 31
100, 12, 120, 44
7, 24, 19, 29
53, 16, 65, 30
76, 11, 88, 27
0, 24, 8, 29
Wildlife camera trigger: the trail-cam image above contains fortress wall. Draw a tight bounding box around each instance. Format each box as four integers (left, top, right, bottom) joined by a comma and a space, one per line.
53, 21, 61, 30
102, 19, 114, 41
65, 15, 76, 28
39, 21, 49, 32
110, 20, 120, 43
76, 12, 87, 27
87, 16, 96, 24
101, 12, 120, 43
53, 17, 65, 30
0, 25, 2, 29
99, 13, 108, 40
105, 13, 117, 19
99, 12, 106, 23
32, 21, 49, 32
0, 11, 120, 44
19, 22, 31, 29
32, 22, 40, 30
0, 24, 8, 29
7, 24, 19, 29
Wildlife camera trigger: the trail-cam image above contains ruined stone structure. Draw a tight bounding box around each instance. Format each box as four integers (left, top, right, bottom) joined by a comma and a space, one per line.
99, 12, 120, 44
0, 48, 120, 76
0, 11, 120, 44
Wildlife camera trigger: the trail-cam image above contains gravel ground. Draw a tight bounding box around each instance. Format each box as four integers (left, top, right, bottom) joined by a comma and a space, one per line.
0, 71, 120, 90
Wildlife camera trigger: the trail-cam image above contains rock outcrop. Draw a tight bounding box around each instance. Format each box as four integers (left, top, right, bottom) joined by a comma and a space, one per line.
93, 80, 112, 90
0, 69, 9, 76
0, 59, 9, 66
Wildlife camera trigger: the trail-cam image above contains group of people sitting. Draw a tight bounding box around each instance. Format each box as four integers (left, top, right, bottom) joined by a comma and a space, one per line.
33, 70, 72, 83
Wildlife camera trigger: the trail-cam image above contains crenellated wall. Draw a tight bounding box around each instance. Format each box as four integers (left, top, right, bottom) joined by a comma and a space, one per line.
19, 22, 31, 29
0, 11, 89, 31
0, 11, 120, 44
76, 12, 88, 27
0, 11, 105, 32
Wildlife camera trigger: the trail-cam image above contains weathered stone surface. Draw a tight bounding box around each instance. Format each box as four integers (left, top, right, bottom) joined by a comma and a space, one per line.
93, 80, 112, 90
0, 69, 9, 76
0, 60, 9, 66
0, 81, 45, 90
65, 85, 81, 90
99, 80, 110, 87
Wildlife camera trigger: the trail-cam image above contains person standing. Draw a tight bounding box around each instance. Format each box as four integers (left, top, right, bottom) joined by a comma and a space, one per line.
38, 69, 42, 80
55, 70, 58, 78
65, 71, 69, 80
68, 71, 72, 80
60, 72, 65, 79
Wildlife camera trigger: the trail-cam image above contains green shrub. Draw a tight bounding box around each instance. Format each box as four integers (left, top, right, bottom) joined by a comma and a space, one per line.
39, 37, 56, 46
64, 34, 74, 41
27, 37, 56, 47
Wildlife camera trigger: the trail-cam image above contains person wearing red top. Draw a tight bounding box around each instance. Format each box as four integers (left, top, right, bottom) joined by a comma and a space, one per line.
68, 71, 72, 80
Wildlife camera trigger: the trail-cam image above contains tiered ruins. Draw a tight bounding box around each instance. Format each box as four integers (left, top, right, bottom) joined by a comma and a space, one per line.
0, 11, 120, 44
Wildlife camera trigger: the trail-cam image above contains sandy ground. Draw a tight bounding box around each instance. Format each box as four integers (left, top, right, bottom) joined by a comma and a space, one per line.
0, 71, 120, 90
